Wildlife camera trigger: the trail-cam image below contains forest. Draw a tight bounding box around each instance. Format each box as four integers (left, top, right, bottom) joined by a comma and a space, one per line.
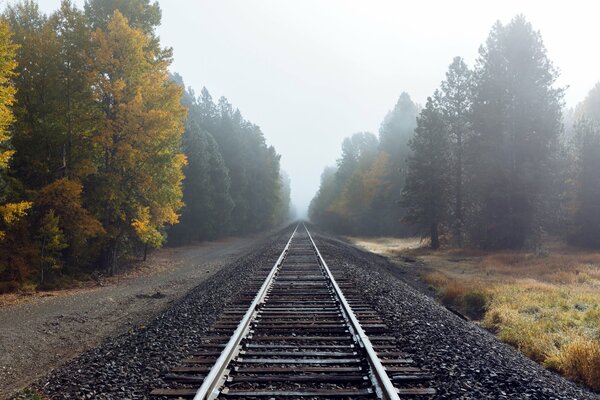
0, 0, 290, 292
310, 15, 600, 251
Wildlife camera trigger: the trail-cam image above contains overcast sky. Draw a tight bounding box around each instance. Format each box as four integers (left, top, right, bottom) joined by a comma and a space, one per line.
31, 0, 600, 216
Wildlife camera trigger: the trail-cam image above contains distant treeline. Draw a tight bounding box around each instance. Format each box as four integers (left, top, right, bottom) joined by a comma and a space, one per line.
310, 15, 600, 250
0, 0, 290, 292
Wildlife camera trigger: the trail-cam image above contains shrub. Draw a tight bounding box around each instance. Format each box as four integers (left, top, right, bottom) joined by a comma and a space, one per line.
462, 290, 488, 320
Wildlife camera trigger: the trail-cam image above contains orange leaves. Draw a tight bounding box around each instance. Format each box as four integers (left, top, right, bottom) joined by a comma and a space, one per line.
35, 178, 104, 239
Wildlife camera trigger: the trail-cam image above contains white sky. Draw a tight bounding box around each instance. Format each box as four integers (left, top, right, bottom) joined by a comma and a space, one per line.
29, 1, 600, 216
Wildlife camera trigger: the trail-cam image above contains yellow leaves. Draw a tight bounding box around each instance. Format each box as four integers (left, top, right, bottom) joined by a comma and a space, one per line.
0, 201, 32, 240
131, 206, 163, 248
0, 201, 32, 225
0, 20, 17, 172
88, 10, 186, 251
0, 148, 14, 169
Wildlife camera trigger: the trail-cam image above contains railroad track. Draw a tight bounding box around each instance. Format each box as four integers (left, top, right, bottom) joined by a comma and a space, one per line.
152, 224, 435, 399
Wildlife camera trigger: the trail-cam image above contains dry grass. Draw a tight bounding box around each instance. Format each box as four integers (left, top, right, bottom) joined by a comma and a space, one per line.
349, 236, 425, 257
349, 236, 600, 391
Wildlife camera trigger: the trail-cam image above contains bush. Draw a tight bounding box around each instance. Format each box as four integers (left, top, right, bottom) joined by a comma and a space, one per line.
462, 290, 488, 320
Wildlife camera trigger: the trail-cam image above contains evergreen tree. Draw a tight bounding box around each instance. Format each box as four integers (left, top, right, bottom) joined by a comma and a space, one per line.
51, 0, 99, 180
439, 56, 472, 246
374, 92, 419, 234
309, 166, 341, 229
569, 118, 600, 247
469, 15, 563, 249
5, 1, 62, 188
401, 96, 450, 249
83, 0, 164, 55
273, 171, 292, 225
569, 84, 600, 247
575, 83, 600, 121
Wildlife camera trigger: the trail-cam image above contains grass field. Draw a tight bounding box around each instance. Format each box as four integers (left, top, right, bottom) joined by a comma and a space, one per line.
350, 237, 600, 390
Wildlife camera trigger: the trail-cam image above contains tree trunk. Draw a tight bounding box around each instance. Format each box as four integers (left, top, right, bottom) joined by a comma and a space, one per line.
456, 133, 463, 247
430, 222, 440, 249
40, 239, 46, 285
109, 239, 119, 276
143, 243, 148, 261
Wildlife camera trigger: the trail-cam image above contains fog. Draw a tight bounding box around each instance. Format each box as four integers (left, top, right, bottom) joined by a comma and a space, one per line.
35, 0, 600, 217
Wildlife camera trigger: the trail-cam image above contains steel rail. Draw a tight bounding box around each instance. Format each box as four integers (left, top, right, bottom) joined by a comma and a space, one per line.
303, 223, 401, 400
193, 224, 299, 400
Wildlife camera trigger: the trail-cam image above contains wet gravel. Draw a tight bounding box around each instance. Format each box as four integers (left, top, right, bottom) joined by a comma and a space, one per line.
312, 231, 600, 400
31, 227, 294, 400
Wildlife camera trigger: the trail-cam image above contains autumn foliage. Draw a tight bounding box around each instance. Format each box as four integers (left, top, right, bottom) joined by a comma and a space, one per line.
0, 1, 289, 292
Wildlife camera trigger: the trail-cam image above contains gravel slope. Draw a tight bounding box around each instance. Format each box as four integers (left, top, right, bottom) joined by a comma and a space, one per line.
312, 230, 600, 400
18, 227, 293, 400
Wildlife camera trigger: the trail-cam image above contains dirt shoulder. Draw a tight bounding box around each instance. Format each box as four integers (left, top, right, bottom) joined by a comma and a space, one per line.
0, 231, 274, 398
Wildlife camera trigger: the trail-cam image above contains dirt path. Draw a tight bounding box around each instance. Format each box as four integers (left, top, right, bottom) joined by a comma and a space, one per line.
0, 232, 271, 398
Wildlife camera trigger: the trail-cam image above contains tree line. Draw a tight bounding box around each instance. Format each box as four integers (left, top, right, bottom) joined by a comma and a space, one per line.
309, 93, 419, 236
0, 0, 290, 292
310, 15, 600, 251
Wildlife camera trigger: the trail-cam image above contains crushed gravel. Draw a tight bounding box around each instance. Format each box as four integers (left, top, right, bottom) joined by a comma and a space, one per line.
312, 230, 600, 400
23, 224, 600, 399
29, 227, 293, 400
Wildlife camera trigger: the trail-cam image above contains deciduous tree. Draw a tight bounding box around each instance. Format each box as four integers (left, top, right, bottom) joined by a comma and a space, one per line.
86, 11, 186, 273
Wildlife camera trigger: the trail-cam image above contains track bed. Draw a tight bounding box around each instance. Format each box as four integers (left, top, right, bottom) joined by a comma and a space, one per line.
152, 225, 434, 399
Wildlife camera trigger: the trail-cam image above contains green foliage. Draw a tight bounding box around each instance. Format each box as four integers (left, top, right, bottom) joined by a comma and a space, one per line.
168, 81, 234, 243
468, 15, 563, 249
193, 88, 287, 235
37, 210, 68, 284
401, 95, 450, 249
462, 290, 488, 320
439, 57, 472, 246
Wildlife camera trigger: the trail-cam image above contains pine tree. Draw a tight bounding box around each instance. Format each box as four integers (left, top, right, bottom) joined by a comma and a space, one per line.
83, 0, 165, 58
37, 210, 67, 285
375, 92, 419, 235
401, 96, 450, 249
569, 84, 600, 247
569, 118, 600, 247
51, 0, 100, 179
5, 1, 62, 188
439, 56, 472, 246
469, 15, 563, 249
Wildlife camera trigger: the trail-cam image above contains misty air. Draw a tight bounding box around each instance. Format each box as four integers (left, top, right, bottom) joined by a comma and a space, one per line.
1, 1, 600, 399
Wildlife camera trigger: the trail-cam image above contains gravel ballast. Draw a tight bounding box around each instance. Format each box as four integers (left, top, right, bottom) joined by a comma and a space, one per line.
26, 224, 600, 399
32, 227, 294, 400
312, 230, 600, 400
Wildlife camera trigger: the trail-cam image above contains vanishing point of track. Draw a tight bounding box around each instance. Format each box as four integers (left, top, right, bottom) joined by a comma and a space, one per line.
151, 224, 435, 399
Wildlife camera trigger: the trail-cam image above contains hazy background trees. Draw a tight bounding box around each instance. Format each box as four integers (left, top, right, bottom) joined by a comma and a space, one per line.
309, 94, 419, 235
0, 0, 290, 292
311, 15, 599, 253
